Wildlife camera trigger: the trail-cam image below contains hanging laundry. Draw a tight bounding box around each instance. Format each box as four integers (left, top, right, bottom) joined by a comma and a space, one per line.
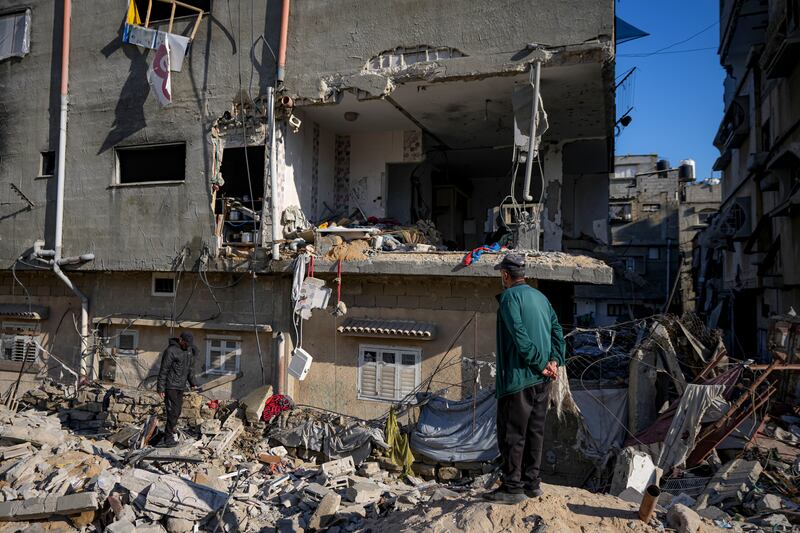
462, 242, 504, 266
147, 39, 172, 107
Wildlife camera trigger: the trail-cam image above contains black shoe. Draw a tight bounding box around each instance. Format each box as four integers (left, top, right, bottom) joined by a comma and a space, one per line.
524, 487, 543, 498
158, 437, 178, 447
482, 488, 526, 505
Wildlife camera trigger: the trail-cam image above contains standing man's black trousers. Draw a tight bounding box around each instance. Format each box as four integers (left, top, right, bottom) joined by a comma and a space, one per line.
164, 389, 184, 438
496, 381, 550, 493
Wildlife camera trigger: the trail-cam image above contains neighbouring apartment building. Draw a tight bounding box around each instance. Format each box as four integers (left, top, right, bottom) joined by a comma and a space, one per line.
0, 0, 616, 419
575, 155, 687, 326
695, 0, 800, 359
678, 179, 721, 314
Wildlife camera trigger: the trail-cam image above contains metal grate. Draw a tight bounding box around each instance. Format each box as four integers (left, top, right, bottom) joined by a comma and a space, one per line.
661, 476, 711, 497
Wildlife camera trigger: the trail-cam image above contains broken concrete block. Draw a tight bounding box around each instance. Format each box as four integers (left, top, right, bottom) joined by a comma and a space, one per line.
165, 517, 195, 533
696, 506, 730, 522
357, 462, 381, 477
0, 491, 98, 521
666, 504, 701, 533
321, 456, 355, 478
429, 487, 459, 501
610, 447, 658, 496
344, 481, 382, 504
239, 385, 273, 422
617, 487, 643, 505
308, 491, 341, 530
105, 519, 137, 533
437, 466, 461, 481
755, 493, 782, 512
695, 459, 763, 510
200, 419, 221, 435
303, 483, 331, 503
141, 475, 227, 521
411, 462, 436, 479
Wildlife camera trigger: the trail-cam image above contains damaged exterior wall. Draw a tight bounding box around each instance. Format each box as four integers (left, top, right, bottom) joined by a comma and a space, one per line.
575, 155, 681, 326
678, 181, 721, 313
696, 0, 800, 358
284, 0, 615, 101
291, 276, 574, 420
0, 0, 616, 413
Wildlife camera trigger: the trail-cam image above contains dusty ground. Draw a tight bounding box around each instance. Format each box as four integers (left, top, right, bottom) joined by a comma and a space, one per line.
362, 483, 726, 533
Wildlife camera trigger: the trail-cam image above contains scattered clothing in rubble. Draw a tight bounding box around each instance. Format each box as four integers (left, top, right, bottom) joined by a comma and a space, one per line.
384, 408, 414, 477
462, 242, 504, 266
261, 394, 294, 423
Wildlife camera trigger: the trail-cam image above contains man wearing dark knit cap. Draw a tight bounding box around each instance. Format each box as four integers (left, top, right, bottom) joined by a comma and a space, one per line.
157, 331, 198, 446
484, 253, 565, 504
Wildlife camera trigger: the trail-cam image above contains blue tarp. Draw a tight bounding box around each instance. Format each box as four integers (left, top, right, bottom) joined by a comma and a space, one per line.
616, 17, 649, 45
410, 389, 500, 463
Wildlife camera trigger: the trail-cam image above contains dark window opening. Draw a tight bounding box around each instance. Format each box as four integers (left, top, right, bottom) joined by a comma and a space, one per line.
152, 275, 175, 295
219, 146, 265, 200
116, 144, 185, 184
40, 151, 55, 177
133, 0, 210, 23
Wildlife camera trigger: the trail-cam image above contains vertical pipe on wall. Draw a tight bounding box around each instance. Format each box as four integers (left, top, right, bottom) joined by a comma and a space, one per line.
276, 0, 290, 83
268, 87, 280, 259
54, 0, 93, 379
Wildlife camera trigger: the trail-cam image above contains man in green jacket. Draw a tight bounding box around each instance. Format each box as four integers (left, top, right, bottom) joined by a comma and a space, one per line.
485, 253, 566, 504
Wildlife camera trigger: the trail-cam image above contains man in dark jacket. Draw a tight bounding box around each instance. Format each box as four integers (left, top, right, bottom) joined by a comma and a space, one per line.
157, 332, 198, 446
485, 254, 566, 504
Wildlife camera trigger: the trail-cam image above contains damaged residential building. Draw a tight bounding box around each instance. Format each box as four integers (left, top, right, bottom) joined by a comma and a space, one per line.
695, 0, 800, 359
0, 0, 616, 423
574, 154, 702, 326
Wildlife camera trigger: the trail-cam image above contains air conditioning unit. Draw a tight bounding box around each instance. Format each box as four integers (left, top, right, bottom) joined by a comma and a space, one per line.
288, 347, 313, 381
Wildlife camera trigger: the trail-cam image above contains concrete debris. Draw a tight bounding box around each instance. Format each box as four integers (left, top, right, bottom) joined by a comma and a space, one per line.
695, 459, 763, 510
609, 447, 658, 496
666, 503, 701, 533
754, 493, 782, 512
0, 363, 793, 533
344, 481, 382, 504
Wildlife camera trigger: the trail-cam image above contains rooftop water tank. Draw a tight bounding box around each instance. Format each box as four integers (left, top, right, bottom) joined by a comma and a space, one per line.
679, 159, 696, 182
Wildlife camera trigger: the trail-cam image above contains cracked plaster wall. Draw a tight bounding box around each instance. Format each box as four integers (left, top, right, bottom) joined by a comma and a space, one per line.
0, 0, 281, 271
284, 0, 614, 100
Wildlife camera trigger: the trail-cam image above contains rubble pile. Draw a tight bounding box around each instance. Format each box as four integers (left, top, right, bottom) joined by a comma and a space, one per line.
0, 382, 506, 532
585, 313, 800, 532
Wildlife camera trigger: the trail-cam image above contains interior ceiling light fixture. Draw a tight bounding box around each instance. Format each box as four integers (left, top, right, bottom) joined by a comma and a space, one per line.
344, 111, 359, 122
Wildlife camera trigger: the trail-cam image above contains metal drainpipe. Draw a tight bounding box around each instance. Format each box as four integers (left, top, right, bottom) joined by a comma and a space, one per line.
268, 87, 280, 259
523, 61, 542, 202
276, 0, 291, 83
54, 0, 93, 379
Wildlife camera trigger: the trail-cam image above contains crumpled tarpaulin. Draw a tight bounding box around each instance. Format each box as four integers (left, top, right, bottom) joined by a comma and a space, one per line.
462, 243, 504, 266
410, 389, 500, 463
261, 394, 294, 423
657, 384, 729, 470
572, 387, 629, 459
385, 409, 414, 476
268, 418, 388, 465
628, 365, 743, 447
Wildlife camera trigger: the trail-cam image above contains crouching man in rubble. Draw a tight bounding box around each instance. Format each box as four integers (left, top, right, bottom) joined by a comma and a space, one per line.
157, 332, 199, 447
485, 254, 566, 504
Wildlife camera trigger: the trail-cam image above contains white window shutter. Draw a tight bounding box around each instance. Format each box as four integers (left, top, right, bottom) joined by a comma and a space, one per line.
380, 363, 397, 400
399, 365, 417, 398
360, 359, 378, 397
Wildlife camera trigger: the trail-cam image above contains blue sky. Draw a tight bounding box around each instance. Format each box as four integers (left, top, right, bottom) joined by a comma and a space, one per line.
615, 0, 724, 180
